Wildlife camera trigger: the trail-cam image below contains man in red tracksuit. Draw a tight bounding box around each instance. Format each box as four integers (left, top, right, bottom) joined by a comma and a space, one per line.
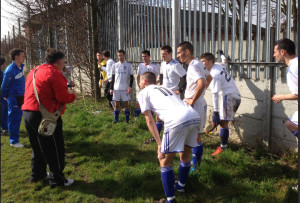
22, 48, 76, 188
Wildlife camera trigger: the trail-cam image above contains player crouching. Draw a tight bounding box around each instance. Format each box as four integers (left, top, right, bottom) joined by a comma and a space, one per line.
200, 53, 241, 156
137, 72, 200, 203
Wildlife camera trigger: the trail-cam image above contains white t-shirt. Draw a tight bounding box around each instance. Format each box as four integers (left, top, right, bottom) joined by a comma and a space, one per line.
209, 63, 240, 96
161, 59, 186, 90
287, 57, 298, 95
112, 61, 134, 90
137, 62, 160, 77
185, 59, 210, 99
137, 84, 200, 129
106, 58, 115, 82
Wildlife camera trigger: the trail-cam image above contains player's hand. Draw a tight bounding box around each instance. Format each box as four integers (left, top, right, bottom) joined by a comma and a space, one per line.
173, 89, 180, 95
127, 87, 132, 94
3, 98, 7, 101
185, 98, 194, 106
212, 111, 220, 125
272, 94, 283, 104
157, 145, 165, 160
110, 90, 113, 95
104, 79, 108, 84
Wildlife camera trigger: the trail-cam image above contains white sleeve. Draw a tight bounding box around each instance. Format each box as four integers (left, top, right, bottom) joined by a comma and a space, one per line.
137, 92, 151, 113
212, 92, 219, 112
129, 64, 134, 75
174, 63, 187, 77
111, 64, 115, 74
190, 65, 205, 82
210, 77, 221, 94
137, 64, 141, 75
155, 64, 160, 75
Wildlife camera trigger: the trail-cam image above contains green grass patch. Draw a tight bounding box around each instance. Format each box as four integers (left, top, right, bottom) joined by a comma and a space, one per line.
1, 97, 298, 202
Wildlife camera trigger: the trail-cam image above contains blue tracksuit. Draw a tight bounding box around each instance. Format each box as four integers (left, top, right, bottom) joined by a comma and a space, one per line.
1, 62, 25, 144
1, 70, 8, 131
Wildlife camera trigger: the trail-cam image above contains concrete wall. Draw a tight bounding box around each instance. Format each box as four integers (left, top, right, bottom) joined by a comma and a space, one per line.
204, 67, 298, 152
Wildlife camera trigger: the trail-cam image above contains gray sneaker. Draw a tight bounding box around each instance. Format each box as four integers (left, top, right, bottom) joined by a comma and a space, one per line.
64, 179, 74, 186
10, 143, 24, 148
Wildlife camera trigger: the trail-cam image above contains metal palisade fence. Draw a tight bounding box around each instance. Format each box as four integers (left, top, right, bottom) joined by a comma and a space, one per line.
98, 0, 297, 80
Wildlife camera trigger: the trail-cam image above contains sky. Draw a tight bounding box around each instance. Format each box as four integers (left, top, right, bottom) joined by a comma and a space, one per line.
1, 0, 20, 39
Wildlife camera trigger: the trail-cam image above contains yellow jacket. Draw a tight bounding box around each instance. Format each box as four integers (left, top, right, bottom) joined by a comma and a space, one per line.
98, 59, 107, 80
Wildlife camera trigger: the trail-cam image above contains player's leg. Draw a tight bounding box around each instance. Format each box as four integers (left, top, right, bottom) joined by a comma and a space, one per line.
134, 101, 141, 120
286, 111, 298, 137
211, 120, 229, 156
191, 103, 206, 171
114, 101, 120, 123
123, 101, 130, 123
159, 153, 177, 203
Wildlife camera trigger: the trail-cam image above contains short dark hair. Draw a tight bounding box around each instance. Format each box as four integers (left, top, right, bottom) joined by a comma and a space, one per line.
178, 41, 193, 55
9, 48, 24, 61
142, 50, 150, 56
0, 58, 6, 66
217, 50, 224, 55
103, 50, 111, 57
117, 49, 126, 55
45, 48, 65, 64
96, 51, 103, 55
274, 38, 296, 55
142, 71, 156, 84
161, 45, 172, 53
200, 53, 215, 63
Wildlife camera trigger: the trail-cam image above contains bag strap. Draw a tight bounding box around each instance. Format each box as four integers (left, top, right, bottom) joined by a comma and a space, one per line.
33, 66, 64, 119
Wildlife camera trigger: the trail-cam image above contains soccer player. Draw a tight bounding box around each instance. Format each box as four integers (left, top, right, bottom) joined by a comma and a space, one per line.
135, 50, 160, 120
102, 50, 115, 108
1, 49, 26, 147
272, 39, 298, 138
272, 38, 298, 191
177, 41, 211, 172
217, 50, 227, 66
138, 72, 200, 203
110, 50, 134, 123
158, 45, 187, 137
200, 53, 241, 156
96, 51, 107, 89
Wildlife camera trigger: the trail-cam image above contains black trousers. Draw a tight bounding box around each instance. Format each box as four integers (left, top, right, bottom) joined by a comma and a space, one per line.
23, 110, 66, 187
105, 81, 113, 107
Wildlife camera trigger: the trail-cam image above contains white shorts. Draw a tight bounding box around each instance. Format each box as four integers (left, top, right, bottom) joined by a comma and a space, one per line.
189, 98, 207, 134
161, 120, 200, 154
113, 90, 131, 102
220, 93, 241, 121
289, 111, 298, 126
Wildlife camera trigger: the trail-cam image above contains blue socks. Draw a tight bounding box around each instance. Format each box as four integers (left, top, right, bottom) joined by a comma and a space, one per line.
220, 128, 229, 149
161, 166, 176, 202
177, 161, 191, 191
192, 142, 203, 170
134, 108, 141, 118
125, 109, 130, 123
292, 130, 298, 138
114, 110, 120, 123
156, 121, 163, 134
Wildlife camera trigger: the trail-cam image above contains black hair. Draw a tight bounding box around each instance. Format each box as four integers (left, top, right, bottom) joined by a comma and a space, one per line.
200, 53, 215, 63
0, 58, 6, 66
9, 48, 24, 61
274, 38, 296, 55
142, 50, 150, 56
45, 48, 65, 64
117, 49, 126, 55
161, 45, 172, 53
217, 50, 224, 55
103, 50, 111, 57
178, 41, 193, 55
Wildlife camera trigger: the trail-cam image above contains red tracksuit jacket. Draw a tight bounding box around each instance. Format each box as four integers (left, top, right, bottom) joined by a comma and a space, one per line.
22, 63, 76, 115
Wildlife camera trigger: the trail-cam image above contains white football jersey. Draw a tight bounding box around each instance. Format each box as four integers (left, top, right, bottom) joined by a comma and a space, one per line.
106, 58, 115, 82
287, 57, 298, 95
137, 85, 200, 129
221, 54, 227, 64
185, 59, 210, 99
161, 59, 186, 90
137, 62, 160, 77
209, 63, 240, 96
112, 61, 134, 90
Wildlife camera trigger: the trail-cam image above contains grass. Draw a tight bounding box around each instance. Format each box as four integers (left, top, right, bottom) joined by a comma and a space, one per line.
1, 96, 298, 203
